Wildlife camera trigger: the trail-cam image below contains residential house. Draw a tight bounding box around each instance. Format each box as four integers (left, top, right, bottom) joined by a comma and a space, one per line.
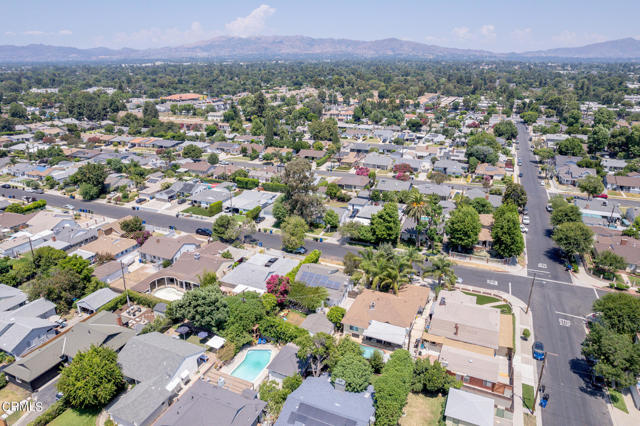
154, 379, 266, 426
0, 284, 28, 312
362, 153, 394, 170
336, 175, 370, 191
181, 161, 215, 176
108, 332, 205, 426
225, 190, 279, 213
4, 311, 135, 391
93, 260, 124, 284
297, 149, 326, 160
375, 178, 412, 193
267, 343, 306, 384
352, 204, 383, 226
75, 288, 120, 314
190, 188, 232, 208
342, 286, 430, 350
220, 253, 298, 294
105, 173, 136, 192
475, 163, 506, 180
477, 214, 494, 249
602, 158, 627, 173
275, 376, 375, 426
295, 263, 351, 307
433, 159, 466, 176
557, 164, 596, 186
300, 313, 334, 336
80, 235, 139, 261
139, 235, 200, 264
415, 183, 452, 200
574, 198, 622, 227
0, 297, 57, 357
444, 388, 495, 426
465, 188, 502, 209
212, 142, 241, 155
605, 174, 640, 194
592, 228, 640, 273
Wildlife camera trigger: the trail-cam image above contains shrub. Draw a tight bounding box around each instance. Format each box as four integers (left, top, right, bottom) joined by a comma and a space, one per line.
285, 249, 321, 281
0, 372, 7, 389
246, 206, 262, 220
315, 154, 331, 167
99, 290, 165, 312
259, 317, 308, 343
522, 328, 531, 339
235, 177, 260, 189
217, 343, 236, 362
208, 200, 223, 216
262, 182, 288, 192
31, 400, 67, 426
5, 199, 47, 214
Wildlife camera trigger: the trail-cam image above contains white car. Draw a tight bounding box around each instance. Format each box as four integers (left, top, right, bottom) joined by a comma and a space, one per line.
520, 224, 528, 233
546, 204, 553, 212
540, 180, 545, 186
522, 216, 530, 225
63, 204, 74, 210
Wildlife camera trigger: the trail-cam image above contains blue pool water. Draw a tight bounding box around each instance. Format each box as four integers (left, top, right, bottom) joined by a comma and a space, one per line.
35, 165, 47, 172
360, 345, 379, 359
231, 349, 272, 382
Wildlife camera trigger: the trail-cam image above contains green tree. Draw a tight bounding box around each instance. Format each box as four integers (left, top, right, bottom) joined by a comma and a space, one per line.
404, 192, 428, 247
369, 349, 385, 374
295, 332, 336, 377
594, 108, 616, 129
493, 120, 518, 140
282, 158, 325, 222
520, 111, 539, 125
332, 353, 372, 392
281, 215, 308, 251
8, 103, 27, 119
552, 221, 594, 258
445, 205, 481, 250
593, 250, 626, 277
470, 197, 494, 214
120, 216, 144, 233
327, 306, 346, 330
166, 285, 228, 333
550, 203, 582, 227
502, 181, 528, 209
593, 293, 640, 335
371, 202, 401, 244
491, 206, 524, 258
212, 214, 239, 242
27, 268, 86, 312
577, 175, 604, 199
207, 153, 219, 165
287, 281, 328, 311
261, 293, 278, 314
182, 144, 203, 160
323, 209, 339, 229
582, 323, 640, 388
78, 183, 99, 200
142, 101, 158, 124
57, 346, 123, 409
557, 137, 585, 156
423, 255, 456, 289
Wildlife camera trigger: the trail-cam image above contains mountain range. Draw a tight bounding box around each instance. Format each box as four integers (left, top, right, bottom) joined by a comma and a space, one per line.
1, 36, 640, 63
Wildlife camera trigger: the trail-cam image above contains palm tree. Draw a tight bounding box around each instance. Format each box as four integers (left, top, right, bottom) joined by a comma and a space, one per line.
404, 192, 428, 247
423, 255, 456, 290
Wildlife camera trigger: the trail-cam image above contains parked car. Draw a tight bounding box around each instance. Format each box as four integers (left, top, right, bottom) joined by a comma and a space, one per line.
63, 204, 74, 210
255, 216, 265, 224
55, 392, 64, 401
177, 198, 187, 204
522, 206, 528, 215
195, 228, 212, 237
519, 172, 523, 177
1, 184, 10, 189
520, 224, 528, 233
135, 198, 146, 204
590, 371, 606, 389
594, 193, 608, 199
290, 247, 307, 255
533, 341, 545, 360
522, 216, 530, 225
34, 188, 44, 194
546, 204, 553, 212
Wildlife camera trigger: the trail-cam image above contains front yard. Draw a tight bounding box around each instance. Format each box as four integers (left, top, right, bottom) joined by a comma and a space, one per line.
182, 205, 215, 217
0, 383, 30, 416
399, 393, 445, 426
48, 407, 99, 426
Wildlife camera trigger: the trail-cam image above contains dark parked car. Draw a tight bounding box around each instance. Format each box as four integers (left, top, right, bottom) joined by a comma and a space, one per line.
255, 216, 265, 223
135, 198, 146, 204
290, 247, 307, 255
533, 341, 545, 360
177, 198, 187, 204
196, 228, 212, 237
1, 184, 10, 189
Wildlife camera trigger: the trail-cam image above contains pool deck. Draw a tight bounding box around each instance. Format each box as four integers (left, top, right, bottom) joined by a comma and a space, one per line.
221, 344, 278, 388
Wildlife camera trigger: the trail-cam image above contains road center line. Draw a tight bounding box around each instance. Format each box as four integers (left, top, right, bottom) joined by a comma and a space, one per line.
527, 269, 550, 274
555, 311, 586, 320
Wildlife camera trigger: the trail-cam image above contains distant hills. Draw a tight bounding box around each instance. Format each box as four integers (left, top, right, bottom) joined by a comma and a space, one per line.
1, 35, 640, 63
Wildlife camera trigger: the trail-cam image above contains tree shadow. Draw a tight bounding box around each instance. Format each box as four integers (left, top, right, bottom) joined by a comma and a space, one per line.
568, 358, 607, 399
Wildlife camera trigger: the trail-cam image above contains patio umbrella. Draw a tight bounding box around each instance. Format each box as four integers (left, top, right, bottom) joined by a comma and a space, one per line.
176, 326, 190, 335
197, 331, 209, 339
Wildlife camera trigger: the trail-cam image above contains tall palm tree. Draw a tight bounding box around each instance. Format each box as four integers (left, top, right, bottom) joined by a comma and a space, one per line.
404, 192, 428, 247
423, 255, 456, 290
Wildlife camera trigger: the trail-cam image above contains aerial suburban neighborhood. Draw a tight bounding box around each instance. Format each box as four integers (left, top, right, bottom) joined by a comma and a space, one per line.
1, 2, 640, 426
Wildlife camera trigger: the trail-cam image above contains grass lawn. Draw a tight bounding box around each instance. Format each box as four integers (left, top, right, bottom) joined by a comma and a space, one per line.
0, 383, 30, 415
48, 407, 99, 426
182, 205, 214, 216
5, 409, 23, 425
399, 393, 445, 426
522, 383, 535, 411
609, 389, 629, 413
285, 311, 306, 326
186, 334, 207, 347
463, 291, 500, 305
494, 303, 513, 314
523, 413, 537, 426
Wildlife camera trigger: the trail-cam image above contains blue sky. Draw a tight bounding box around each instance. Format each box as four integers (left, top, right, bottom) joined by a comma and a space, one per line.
2, 1, 639, 52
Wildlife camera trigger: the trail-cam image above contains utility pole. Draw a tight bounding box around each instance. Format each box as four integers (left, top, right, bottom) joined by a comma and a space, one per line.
120, 261, 131, 308
28, 236, 35, 265
526, 273, 536, 314
532, 353, 547, 414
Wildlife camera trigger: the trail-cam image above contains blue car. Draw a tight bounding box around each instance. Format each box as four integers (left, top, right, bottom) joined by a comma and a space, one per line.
533, 341, 545, 360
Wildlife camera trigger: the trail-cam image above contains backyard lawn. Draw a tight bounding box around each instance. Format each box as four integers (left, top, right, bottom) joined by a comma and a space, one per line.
399, 393, 445, 426
462, 291, 500, 305
48, 407, 99, 426
0, 383, 30, 416
609, 389, 629, 413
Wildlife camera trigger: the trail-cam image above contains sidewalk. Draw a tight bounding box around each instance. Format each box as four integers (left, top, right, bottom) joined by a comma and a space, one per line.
456, 284, 541, 426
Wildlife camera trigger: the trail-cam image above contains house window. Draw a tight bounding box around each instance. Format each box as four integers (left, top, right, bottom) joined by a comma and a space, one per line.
463, 375, 470, 383
349, 325, 359, 332
482, 380, 493, 388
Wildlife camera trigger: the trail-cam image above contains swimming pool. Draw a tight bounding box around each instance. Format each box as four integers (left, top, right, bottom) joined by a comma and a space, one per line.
360, 345, 380, 359
231, 349, 272, 382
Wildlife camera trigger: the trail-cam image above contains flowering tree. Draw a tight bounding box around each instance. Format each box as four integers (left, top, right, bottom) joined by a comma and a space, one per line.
266, 275, 290, 303
393, 163, 413, 174
395, 172, 410, 181
355, 167, 370, 176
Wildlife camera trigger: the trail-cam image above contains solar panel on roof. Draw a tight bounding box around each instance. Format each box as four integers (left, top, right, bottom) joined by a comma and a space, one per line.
299, 271, 342, 290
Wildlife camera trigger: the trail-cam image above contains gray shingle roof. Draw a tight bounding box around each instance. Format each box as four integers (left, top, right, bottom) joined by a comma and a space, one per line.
76, 288, 120, 312
267, 343, 302, 378
300, 313, 334, 335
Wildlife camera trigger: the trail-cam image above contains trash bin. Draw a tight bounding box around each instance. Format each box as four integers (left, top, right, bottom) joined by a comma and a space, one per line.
258, 242, 263, 247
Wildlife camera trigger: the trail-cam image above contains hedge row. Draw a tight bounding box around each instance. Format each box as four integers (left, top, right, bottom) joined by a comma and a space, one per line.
99, 290, 165, 312
246, 206, 262, 220
262, 182, 288, 192
209, 200, 223, 216
373, 350, 414, 425
259, 317, 308, 343
31, 400, 67, 426
235, 177, 260, 189
315, 154, 332, 167
285, 249, 321, 281
5, 199, 47, 214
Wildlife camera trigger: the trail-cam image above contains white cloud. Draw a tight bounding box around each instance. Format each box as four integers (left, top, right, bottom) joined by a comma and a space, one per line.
452, 26, 472, 40
225, 4, 275, 37
480, 24, 496, 40
23, 30, 45, 36
58, 29, 72, 36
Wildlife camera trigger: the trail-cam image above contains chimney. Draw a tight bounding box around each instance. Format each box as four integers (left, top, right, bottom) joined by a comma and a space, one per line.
369, 301, 375, 310
454, 323, 459, 336
620, 238, 628, 246
334, 378, 346, 392
52, 236, 56, 241
116, 316, 123, 326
